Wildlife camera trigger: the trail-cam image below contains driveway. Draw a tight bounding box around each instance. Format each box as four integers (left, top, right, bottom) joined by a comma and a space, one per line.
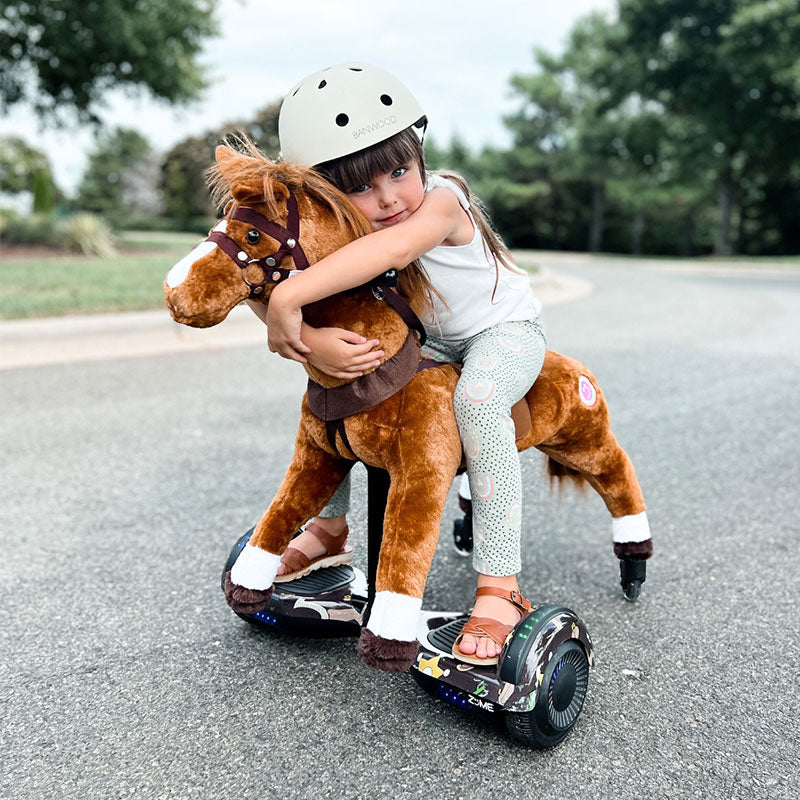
1, 255, 798, 799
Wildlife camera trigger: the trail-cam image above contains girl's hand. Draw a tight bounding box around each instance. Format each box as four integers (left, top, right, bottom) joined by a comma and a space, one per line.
305, 327, 384, 379
266, 286, 310, 362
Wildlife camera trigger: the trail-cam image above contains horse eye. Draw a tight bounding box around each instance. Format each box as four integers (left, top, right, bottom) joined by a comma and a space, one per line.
246, 229, 260, 244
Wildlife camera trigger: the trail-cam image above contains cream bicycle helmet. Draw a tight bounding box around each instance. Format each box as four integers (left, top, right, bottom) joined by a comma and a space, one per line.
279, 62, 427, 166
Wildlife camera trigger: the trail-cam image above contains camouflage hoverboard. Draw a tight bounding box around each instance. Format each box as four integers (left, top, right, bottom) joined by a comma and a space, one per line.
221, 468, 594, 749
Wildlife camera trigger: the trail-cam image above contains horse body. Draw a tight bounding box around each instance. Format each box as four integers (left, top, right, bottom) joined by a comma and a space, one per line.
164, 143, 651, 672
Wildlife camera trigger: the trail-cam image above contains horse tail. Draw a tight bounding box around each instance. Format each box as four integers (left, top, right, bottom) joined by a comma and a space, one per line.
546, 456, 587, 493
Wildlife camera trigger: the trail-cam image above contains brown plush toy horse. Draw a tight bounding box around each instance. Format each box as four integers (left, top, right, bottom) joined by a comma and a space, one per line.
164, 142, 652, 673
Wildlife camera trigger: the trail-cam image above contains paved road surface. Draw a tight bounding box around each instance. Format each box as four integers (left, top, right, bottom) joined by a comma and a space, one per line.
1, 256, 798, 799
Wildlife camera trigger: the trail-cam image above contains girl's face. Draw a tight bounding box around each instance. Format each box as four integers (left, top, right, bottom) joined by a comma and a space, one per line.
346, 163, 425, 232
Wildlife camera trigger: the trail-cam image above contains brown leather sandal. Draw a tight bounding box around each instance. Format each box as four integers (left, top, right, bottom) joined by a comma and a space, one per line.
452, 586, 533, 666
273, 521, 352, 582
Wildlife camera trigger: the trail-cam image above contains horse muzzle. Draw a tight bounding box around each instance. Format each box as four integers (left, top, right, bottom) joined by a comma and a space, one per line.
163, 279, 243, 328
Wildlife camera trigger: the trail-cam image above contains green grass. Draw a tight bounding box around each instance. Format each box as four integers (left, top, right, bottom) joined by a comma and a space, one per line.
0, 231, 201, 319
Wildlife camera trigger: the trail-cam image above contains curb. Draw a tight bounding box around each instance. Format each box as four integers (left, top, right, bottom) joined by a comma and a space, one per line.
0, 269, 591, 370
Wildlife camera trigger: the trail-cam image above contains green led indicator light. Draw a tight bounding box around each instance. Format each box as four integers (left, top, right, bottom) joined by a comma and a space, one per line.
518, 633, 528, 639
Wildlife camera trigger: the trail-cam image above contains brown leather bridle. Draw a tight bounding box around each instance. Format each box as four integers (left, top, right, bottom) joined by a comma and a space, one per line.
205, 189, 428, 347
206, 192, 311, 299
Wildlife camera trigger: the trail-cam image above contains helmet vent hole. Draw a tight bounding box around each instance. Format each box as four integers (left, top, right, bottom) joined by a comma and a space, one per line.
335, 113, 349, 127
349, 67, 363, 71
380, 94, 393, 106
318, 80, 327, 89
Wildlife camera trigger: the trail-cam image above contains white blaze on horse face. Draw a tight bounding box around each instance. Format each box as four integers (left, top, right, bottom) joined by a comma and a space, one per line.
165, 221, 228, 288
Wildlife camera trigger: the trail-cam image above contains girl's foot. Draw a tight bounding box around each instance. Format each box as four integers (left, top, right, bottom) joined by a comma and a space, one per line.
274, 516, 351, 581
453, 574, 530, 664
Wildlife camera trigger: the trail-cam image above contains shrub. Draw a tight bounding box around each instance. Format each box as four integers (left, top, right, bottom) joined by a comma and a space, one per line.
117, 213, 216, 234
0, 212, 62, 247
59, 213, 118, 257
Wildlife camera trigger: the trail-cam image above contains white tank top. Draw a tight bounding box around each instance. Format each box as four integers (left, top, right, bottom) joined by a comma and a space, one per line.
419, 174, 541, 340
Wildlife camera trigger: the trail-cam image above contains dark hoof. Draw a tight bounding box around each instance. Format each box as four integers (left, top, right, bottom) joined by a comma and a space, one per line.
358, 628, 418, 673
614, 539, 653, 560
223, 571, 273, 615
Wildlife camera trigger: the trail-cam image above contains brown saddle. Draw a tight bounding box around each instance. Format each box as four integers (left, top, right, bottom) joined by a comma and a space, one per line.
307, 338, 533, 453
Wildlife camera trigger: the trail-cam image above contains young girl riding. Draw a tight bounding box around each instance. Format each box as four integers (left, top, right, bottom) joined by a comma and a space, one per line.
263, 62, 545, 665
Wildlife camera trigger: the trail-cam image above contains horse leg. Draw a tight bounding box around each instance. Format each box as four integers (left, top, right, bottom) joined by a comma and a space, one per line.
523, 353, 652, 567
225, 419, 354, 614
539, 433, 652, 560
358, 438, 462, 673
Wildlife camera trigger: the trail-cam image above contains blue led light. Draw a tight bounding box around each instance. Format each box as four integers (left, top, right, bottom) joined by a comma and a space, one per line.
435, 684, 472, 711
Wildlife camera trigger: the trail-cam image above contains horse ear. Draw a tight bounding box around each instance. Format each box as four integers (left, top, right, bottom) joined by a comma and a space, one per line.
215, 145, 241, 179
271, 181, 290, 202
213, 144, 290, 205
214, 145, 258, 200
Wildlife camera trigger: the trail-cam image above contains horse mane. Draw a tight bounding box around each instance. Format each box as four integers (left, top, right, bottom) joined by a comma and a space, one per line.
206, 135, 372, 241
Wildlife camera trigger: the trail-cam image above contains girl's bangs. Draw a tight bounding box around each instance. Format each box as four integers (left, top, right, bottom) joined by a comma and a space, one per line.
316, 129, 424, 192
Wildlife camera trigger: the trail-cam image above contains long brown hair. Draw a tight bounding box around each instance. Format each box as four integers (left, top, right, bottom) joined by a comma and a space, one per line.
314, 128, 517, 314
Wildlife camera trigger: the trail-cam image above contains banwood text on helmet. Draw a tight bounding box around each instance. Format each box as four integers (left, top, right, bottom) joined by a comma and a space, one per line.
279, 62, 427, 167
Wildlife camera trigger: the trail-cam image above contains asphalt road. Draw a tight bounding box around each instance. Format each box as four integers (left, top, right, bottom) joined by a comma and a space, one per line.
2, 258, 798, 799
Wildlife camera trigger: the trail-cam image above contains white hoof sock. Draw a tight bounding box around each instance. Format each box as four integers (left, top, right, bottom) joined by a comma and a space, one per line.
366, 591, 423, 642
612, 511, 651, 544
230, 543, 281, 590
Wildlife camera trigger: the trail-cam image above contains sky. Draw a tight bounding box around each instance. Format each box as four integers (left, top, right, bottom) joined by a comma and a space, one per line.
0, 0, 617, 196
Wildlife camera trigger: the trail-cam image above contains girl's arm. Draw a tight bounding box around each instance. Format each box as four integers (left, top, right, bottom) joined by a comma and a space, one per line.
246, 299, 268, 323
303, 326, 383, 378
267, 189, 463, 361
246, 299, 381, 376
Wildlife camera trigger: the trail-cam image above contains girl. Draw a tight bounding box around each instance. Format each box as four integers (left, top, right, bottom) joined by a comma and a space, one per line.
265, 63, 545, 665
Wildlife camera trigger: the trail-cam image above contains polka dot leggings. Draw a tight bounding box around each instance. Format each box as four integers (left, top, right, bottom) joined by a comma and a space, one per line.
424, 319, 546, 575
320, 318, 546, 576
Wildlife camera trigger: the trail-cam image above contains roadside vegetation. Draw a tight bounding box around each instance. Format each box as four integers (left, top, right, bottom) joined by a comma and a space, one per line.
1, 1, 797, 320
0, 231, 199, 319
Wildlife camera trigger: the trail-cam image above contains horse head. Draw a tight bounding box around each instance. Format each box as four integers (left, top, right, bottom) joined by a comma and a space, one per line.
164, 141, 371, 328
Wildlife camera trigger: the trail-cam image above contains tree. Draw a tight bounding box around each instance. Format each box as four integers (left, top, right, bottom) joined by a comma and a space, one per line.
616, 0, 800, 254
0, 134, 59, 212
75, 128, 153, 222
0, 0, 218, 123
503, 31, 613, 251
161, 101, 281, 225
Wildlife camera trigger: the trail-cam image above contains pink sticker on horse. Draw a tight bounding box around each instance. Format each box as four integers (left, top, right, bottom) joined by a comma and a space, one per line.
578, 375, 598, 407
